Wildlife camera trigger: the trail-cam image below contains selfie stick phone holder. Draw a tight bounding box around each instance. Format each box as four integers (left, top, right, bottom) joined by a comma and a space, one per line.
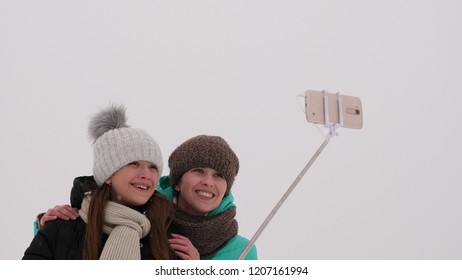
238, 92, 344, 260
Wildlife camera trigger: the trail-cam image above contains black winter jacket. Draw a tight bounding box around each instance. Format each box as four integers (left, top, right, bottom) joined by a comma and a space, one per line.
22, 215, 155, 259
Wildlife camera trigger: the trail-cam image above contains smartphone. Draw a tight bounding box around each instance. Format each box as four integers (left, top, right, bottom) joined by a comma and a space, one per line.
305, 89, 363, 129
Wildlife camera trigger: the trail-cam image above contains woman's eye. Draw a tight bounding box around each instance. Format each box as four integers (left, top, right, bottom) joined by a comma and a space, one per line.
150, 164, 158, 171
129, 161, 139, 166
214, 173, 225, 179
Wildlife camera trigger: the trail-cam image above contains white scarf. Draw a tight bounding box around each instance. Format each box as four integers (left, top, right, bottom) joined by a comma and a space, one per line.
79, 196, 151, 260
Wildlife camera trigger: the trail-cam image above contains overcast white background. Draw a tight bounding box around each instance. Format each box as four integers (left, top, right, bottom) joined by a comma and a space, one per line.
1, 1, 461, 260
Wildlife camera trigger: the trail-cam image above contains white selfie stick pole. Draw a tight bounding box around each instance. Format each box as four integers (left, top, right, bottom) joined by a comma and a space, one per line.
237, 92, 343, 260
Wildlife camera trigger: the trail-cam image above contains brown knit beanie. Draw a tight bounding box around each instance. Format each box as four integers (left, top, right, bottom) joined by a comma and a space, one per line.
168, 135, 239, 194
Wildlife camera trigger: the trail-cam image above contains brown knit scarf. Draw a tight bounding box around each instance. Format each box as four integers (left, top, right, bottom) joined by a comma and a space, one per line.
170, 205, 238, 258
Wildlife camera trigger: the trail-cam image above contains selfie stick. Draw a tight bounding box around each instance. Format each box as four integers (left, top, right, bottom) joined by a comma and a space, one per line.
237, 93, 343, 260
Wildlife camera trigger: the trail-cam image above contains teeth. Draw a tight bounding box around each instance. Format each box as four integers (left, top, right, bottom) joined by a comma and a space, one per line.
197, 191, 213, 198
133, 184, 148, 190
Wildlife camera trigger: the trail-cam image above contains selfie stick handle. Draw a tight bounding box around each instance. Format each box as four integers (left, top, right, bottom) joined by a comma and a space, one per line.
238, 92, 343, 260
237, 129, 336, 260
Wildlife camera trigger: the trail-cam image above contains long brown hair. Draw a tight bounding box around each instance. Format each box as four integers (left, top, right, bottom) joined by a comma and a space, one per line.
82, 184, 174, 259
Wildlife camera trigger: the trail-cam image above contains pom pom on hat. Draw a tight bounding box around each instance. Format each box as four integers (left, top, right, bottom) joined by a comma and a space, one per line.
89, 104, 163, 186
89, 105, 128, 142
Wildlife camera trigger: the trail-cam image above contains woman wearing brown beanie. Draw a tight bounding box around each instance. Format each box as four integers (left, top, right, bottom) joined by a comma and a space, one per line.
160, 135, 257, 260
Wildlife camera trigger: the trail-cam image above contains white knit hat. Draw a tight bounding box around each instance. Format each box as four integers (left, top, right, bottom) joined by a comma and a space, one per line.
89, 104, 163, 186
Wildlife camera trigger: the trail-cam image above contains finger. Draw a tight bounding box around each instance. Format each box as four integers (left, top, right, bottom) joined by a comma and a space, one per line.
171, 246, 200, 260
169, 243, 187, 252
170, 244, 200, 260
41, 205, 78, 226
169, 243, 199, 259
56, 207, 79, 219
169, 235, 200, 260
170, 233, 189, 240
62, 205, 79, 215
40, 215, 58, 227
169, 242, 195, 255
48, 205, 78, 220
56, 205, 79, 216
170, 244, 196, 260
172, 250, 191, 260
168, 237, 189, 247
44, 210, 68, 220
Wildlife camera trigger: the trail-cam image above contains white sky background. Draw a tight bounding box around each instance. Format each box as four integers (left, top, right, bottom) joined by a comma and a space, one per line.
1, 1, 461, 260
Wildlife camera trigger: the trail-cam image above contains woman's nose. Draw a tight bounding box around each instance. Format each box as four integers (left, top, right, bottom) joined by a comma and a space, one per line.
139, 167, 152, 180
201, 174, 214, 187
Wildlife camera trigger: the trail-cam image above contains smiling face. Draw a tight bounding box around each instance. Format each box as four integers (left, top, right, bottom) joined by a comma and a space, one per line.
105, 160, 159, 207
175, 167, 228, 216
